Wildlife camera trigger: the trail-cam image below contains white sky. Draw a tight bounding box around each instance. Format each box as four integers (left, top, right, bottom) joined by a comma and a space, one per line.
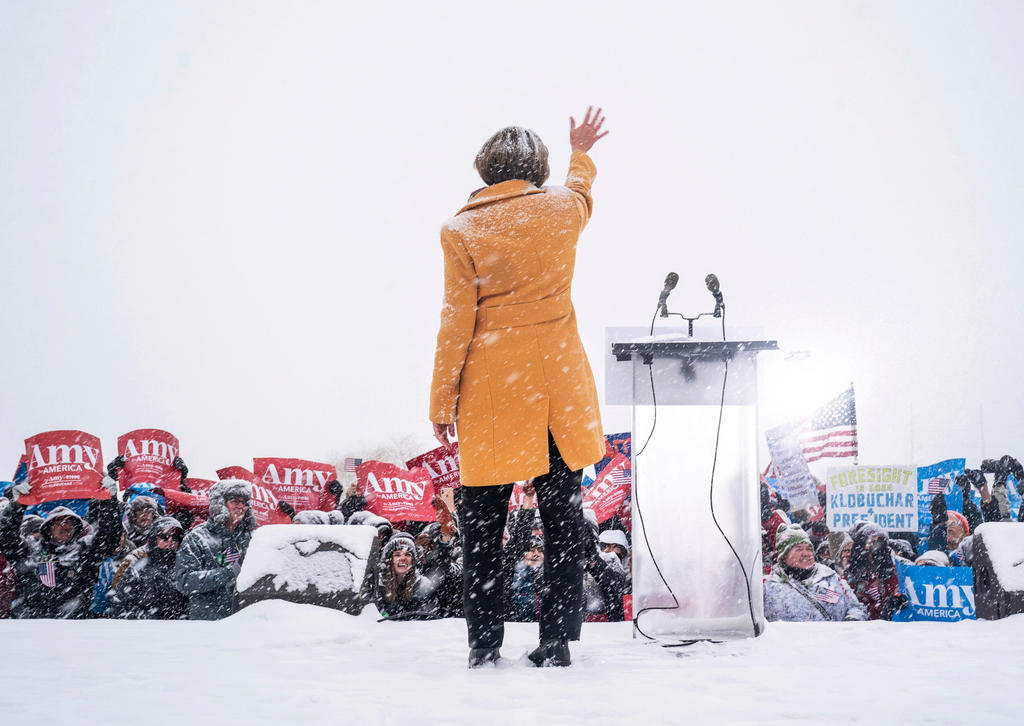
1, 1, 1022, 479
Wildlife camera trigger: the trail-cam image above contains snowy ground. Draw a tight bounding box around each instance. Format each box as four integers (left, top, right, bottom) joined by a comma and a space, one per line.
2, 602, 1022, 725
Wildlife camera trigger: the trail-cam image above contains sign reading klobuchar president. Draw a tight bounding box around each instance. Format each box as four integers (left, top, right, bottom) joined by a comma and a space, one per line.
826, 464, 918, 532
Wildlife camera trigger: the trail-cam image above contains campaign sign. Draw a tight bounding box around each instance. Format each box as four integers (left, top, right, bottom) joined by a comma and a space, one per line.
185, 477, 215, 494
826, 464, 917, 532
216, 466, 254, 482
583, 454, 631, 523
406, 444, 461, 489
163, 488, 210, 517
13, 455, 28, 485
508, 482, 528, 512
356, 462, 436, 522
916, 459, 967, 551
164, 478, 214, 517
253, 457, 336, 512
247, 479, 292, 526
118, 429, 180, 490
892, 562, 975, 622
765, 423, 819, 510
593, 433, 631, 477
20, 430, 106, 505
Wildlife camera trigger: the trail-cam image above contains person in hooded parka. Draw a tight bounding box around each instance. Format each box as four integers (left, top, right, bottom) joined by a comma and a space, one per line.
174, 479, 256, 620
111, 515, 188, 619
123, 494, 163, 549
0, 478, 121, 619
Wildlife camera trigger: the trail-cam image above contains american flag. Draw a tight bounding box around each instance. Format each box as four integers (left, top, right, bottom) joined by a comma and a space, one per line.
223, 545, 241, 564
864, 580, 880, 602
761, 461, 782, 485
816, 588, 841, 605
927, 477, 948, 495
610, 465, 630, 488
796, 387, 858, 464
342, 457, 363, 473
37, 561, 57, 588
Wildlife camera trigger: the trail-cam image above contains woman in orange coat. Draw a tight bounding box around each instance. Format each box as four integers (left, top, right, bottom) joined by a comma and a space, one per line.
429, 108, 608, 668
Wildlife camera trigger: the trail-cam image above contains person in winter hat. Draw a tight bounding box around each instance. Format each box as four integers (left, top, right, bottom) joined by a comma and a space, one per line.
583, 526, 630, 622
0, 477, 121, 619
174, 479, 256, 620
916, 550, 950, 567
945, 511, 970, 550
292, 510, 331, 525
763, 523, 866, 622
347, 510, 394, 546
415, 497, 464, 619
598, 529, 629, 567
844, 522, 905, 620
376, 532, 438, 620
123, 495, 163, 549
111, 516, 188, 619
512, 535, 547, 623
19, 514, 43, 542
827, 531, 853, 577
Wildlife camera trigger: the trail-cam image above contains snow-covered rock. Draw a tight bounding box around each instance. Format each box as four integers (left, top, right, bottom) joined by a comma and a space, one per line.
236, 524, 379, 615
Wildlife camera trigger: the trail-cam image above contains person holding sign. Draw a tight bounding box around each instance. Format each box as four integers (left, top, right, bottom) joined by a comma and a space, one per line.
0, 476, 121, 618
430, 109, 609, 668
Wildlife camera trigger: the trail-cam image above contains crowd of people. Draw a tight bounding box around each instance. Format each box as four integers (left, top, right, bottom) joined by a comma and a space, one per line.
3, 452, 1020, 626
0, 458, 632, 623
761, 455, 1024, 622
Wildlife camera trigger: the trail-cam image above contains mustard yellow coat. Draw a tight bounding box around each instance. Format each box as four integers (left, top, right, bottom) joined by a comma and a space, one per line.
429, 151, 605, 486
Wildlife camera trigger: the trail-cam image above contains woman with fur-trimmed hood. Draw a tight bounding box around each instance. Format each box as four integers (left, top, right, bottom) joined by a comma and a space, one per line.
174, 479, 257, 620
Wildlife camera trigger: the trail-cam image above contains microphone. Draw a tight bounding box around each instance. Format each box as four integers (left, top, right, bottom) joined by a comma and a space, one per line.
658, 272, 679, 317
705, 273, 724, 317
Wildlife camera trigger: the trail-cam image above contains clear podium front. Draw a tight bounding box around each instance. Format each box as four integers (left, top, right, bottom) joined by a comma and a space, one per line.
608, 336, 776, 641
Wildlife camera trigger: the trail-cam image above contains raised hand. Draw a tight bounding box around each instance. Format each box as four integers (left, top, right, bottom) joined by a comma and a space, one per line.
570, 106, 609, 152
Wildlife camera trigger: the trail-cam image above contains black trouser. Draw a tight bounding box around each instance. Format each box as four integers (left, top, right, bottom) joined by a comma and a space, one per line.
461, 432, 585, 649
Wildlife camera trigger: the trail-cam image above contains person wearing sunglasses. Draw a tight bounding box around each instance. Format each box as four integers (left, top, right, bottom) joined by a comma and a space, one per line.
111, 516, 188, 620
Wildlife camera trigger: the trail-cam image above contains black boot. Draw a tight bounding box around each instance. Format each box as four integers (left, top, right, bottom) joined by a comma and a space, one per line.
527, 638, 571, 667
468, 647, 501, 668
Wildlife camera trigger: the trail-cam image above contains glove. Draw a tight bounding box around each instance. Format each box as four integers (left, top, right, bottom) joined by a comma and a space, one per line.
172, 457, 189, 486
10, 481, 31, 504
882, 593, 909, 620
106, 455, 126, 481
278, 501, 295, 519
101, 475, 119, 498
966, 469, 987, 490
432, 495, 457, 541
328, 479, 343, 500
930, 491, 947, 522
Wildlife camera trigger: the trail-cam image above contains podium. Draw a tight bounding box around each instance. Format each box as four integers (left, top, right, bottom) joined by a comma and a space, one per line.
607, 332, 777, 641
